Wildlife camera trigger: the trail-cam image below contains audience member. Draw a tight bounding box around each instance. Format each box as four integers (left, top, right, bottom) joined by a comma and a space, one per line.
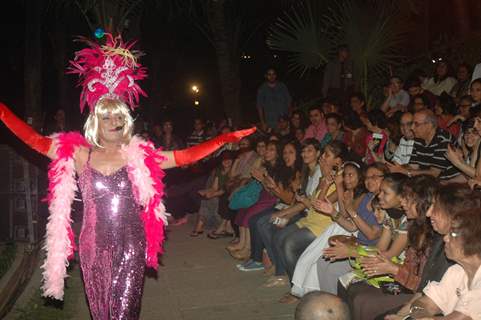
319, 113, 349, 150
191, 150, 235, 236
470, 78, 481, 107
270, 141, 348, 287
363, 110, 388, 164
344, 112, 368, 159
159, 119, 184, 151
450, 63, 471, 101
304, 106, 327, 142
277, 115, 294, 142
381, 76, 410, 117
295, 291, 351, 320
227, 140, 282, 260
405, 78, 436, 109
392, 112, 415, 165
434, 92, 460, 137
386, 205, 481, 320
387, 109, 461, 182
256, 138, 322, 287
238, 141, 302, 271
322, 44, 355, 103
383, 184, 480, 319
348, 92, 367, 118
257, 67, 292, 131
446, 118, 481, 179
422, 60, 458, 96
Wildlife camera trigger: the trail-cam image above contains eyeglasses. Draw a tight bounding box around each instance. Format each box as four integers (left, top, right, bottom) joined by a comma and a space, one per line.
459, 104, 471, 108
400, 121, 413, 127
413, 121, 428, 127
365, 174, 384, 180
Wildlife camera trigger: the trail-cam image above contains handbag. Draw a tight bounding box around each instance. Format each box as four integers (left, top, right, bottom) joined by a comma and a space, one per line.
228, 180, 262, 210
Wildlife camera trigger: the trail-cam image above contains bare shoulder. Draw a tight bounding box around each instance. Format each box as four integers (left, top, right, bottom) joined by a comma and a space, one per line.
74, 146, 90, 172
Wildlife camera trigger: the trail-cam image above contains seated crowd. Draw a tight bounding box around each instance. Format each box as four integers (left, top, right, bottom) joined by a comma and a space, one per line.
154, 63, 481, 320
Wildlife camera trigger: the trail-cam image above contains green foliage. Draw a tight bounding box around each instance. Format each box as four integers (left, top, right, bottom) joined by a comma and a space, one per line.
266, 0, 330, 76
266, 0, 410, 107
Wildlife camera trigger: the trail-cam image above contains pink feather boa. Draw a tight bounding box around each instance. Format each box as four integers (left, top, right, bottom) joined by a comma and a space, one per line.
42, 133, 167, 300
121, 136, 167, 268
42, 132, 89, 300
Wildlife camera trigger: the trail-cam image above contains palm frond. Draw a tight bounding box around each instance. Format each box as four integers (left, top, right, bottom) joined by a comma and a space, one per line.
266, 0, 330, 77
324, 0, 409, 103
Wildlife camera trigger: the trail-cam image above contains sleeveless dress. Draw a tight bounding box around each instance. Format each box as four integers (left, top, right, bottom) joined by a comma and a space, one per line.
78, 151, 146, 320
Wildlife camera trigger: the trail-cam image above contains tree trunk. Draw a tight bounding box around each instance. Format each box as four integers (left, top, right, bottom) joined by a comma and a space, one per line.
207, 0, 242, 125
452, 0, 471, 40
51, 23, 70, 117
24, 1, 44, 129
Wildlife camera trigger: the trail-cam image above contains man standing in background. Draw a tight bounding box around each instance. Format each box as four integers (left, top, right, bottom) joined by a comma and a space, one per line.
257, 67, 292, 131
322, 45, 355, 103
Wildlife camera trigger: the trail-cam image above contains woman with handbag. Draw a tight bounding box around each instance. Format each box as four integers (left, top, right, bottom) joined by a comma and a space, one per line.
237, 141, 303, 271
226, 141, 282, 259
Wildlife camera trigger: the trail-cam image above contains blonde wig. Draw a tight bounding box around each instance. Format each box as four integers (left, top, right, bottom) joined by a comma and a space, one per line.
83, 98, 134, 147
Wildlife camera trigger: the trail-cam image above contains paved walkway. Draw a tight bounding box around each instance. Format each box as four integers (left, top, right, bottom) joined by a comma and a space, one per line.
71, 221, 296, 320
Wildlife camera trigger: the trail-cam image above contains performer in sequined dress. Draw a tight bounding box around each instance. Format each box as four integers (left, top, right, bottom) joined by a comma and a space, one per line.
0, 33, 254, 319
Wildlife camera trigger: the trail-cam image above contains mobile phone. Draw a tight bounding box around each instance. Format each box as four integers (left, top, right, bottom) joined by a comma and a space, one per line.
372, 132, 383, 140
296, 189, 305, 197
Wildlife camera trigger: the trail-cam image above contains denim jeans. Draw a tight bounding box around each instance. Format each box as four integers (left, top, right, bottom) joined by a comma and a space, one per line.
273, 224, 316, 280
257, 212, 303, 277
248, 208, 274, 262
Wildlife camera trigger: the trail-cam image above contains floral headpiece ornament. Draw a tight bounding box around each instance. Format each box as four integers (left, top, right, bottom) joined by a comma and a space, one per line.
67, 32, 148, 113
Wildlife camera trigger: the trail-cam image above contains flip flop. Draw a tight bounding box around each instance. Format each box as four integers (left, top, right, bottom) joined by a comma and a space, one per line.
189, 230, 204, 237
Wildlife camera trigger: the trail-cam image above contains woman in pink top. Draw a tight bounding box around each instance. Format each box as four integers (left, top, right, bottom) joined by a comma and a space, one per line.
304, 106, 327, 142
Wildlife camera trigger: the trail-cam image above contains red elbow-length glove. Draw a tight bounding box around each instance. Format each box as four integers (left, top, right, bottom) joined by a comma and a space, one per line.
0, 102, 52, 156
173, 127, 256, 166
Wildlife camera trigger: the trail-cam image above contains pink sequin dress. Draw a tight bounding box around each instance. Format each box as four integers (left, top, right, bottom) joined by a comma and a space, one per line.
78, 154, 145, 320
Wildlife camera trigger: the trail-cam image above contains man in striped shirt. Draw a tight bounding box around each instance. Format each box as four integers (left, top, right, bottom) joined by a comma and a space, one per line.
388, 110, 461, 181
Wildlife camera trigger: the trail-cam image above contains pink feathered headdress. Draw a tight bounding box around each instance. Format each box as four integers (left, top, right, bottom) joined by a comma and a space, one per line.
67, 33, 148, 113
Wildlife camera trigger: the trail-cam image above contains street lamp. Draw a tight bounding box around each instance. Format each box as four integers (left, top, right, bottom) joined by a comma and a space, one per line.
191, 85, 199, 93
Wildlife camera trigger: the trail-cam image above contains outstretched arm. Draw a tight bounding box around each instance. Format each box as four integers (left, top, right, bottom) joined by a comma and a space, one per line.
0, 102, 54, 158
158, 127, 256, 169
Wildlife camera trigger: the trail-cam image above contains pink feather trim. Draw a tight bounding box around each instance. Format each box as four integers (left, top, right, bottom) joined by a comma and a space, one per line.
122, 136, 168, 269
42, 132, 88, 300
67, 33, 148, 113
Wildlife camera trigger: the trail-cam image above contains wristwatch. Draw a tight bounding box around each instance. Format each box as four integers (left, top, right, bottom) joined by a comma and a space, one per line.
402, 305, 424, 319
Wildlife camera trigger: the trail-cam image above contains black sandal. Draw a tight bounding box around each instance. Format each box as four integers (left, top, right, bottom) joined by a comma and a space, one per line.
207, 231, 224, 239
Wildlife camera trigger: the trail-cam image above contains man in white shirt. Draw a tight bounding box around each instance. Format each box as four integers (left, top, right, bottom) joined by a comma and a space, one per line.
392, 112, 415, 165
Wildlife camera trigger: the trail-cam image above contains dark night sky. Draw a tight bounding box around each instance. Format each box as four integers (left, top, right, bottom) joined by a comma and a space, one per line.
0, 2, 314, 137
1, 1, 476, 137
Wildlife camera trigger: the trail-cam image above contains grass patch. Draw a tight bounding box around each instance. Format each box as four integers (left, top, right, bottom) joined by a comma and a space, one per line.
0, 242, 17, 280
